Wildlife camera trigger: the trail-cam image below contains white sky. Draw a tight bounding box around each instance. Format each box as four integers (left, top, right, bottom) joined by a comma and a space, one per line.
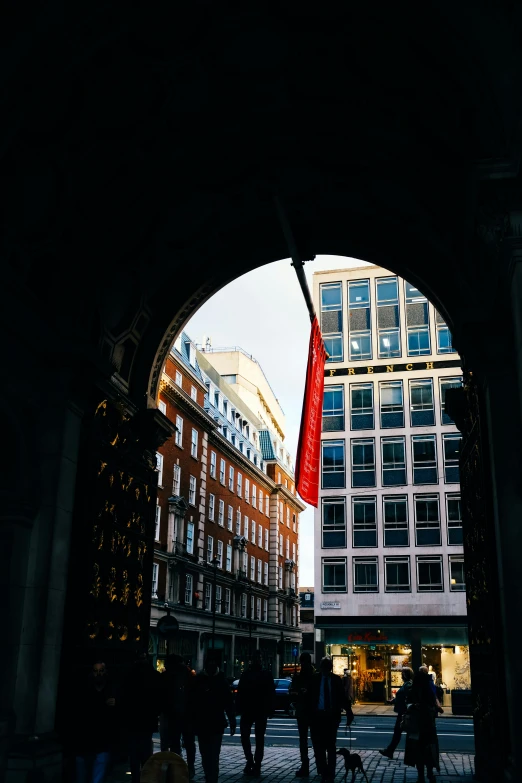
185, 255, 372, 586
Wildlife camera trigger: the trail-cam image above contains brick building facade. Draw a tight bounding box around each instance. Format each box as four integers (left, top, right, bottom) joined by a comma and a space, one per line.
150, 334, 305, 677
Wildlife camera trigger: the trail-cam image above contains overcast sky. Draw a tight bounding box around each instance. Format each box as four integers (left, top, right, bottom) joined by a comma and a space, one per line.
185, 255, 371, 586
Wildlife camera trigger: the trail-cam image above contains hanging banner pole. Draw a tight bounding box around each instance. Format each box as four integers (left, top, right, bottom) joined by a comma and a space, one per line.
274, 195, 328, 507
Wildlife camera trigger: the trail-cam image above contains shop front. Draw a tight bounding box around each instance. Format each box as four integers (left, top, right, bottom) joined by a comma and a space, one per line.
320, 621, 470, 710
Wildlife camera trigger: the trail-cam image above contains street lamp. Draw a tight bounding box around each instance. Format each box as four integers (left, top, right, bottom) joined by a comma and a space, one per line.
210, 554, 219, 650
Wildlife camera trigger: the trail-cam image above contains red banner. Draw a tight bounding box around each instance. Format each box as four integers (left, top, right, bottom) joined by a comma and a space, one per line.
295, 316, 328, 506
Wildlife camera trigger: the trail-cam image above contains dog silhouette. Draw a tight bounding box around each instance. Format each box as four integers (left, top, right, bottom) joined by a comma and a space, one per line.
336, 748, 369, 783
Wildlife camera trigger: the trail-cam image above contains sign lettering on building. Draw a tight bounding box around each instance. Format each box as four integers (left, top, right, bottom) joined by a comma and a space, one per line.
320, 601, 341, 609
326, 359, 461, 378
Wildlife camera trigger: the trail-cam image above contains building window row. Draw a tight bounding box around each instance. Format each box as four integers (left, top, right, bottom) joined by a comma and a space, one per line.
323, 377, 462, 433
322, 432, 461, 490
322, 554, 465, 594
208, 449, 270, 514
321, 493, 462, 549
320, 277, 456, 363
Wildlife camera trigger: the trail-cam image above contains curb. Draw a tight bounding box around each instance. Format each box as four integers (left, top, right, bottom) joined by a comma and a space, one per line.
351, 710, 472, 721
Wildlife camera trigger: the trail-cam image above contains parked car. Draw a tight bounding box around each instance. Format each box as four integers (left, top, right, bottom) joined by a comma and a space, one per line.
231, 677, 296, 716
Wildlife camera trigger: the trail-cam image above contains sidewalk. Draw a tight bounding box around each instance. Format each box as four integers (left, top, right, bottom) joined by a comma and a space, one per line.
352, 704, 471, 720
110, 747, 475, 782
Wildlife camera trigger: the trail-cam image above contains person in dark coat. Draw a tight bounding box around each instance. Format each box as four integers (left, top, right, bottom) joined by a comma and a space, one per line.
379, 666, 413, 760
73, 661, 118, 783
119, 652, 163, 783
403, 669, 440, 783
237, 651, 275, 777
161, 654, 196, 779
190, 654, 236, 783
309, 656, 349, 783
290, 653, 317, 777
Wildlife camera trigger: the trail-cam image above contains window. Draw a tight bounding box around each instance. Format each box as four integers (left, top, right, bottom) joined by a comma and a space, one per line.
264, 561, 268, 585
237, 473, 242, 497
158, 400, 167, 415
348, 280, 372, 360
322, 558, 347, 592
279, 534, 283, 556
322, 497, 346, 548
251, 520, 256, 544
252, 485, 257, 508
323, 385, 345, 431
381, 437, 406, 486
175, 415, 183, 447
185, 573, 192, 605
383, 495, 409, 546
446, 494, 463, 545
320, 282, 343, 363
217, 540, 223, 568
190, 385, 197, 401
241, 593, 247, 618
208, 493, 215, 521
207, 535, 214, 562
278, 565, 283, 588
405, 281, 430, 356
443, 434, 461, 483
350, 383, 374, 430
175, 370, 182, 387
376, 277, 401, 358
415, 494, 441, 546
437, 322, 456, 354
417, 556, 443, 592
440, 377, 462, 425
245, 478, 250, 503
353, 557, 378, 592
258, 524, 263, 547
293, 542, 296, 562
210, 450, 216, 478
250, 594, 255, 620
225, 587, 231, 614
322, 439, 346, 488
152, 563, 158, 596
265, 495, 269, 516
449, 556, 465, 591
155, 503, 161, 541
220, 459, 225, 484
278, 501, 283, 523
186, 521, 194, 554
265, 529, 269, 551
172, 464, 181, 496
257, 559, 262, 583
214, 391, 220, 409
380, 381, 404, 428
236, 509, 241, 535
410, 379, 435, 427
278, 601, 283, 624
244, 516, 249, 540
286, 507, 290, 528
263, 599, 268, 622
351, 438, 375, 487
215, 585, 222, 613
156, 453, 163, 486
352, 496, 377, 547
385, 557, 410, 592
412, 435, 437, 484
293, 513, 297, 532
228, 466, 234, 491
285, 537, 290, 559
204, 582, 212, 611
256, 597, 261, 620
259, 489, 263, 512
226, 544, 232, 572
189, 475, 196, 505
218, 499, 224, 526
191, 428, 198, 458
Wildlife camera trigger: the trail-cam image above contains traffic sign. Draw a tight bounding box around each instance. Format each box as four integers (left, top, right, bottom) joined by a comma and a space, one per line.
157, 614, 179, 639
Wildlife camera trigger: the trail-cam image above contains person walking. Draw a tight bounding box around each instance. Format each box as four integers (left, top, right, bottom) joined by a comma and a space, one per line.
309, 656, 349, 783
189, 653, 236, 783
237, 651, 275, 777
73, 661, 118, 783
379, 666, 413, 760
403, 668, 440, 783
120, 652, 163, 783
290, 653, 317, 777
161, 654, 197, 779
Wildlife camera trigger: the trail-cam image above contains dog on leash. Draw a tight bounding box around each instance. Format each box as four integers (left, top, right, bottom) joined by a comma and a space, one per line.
336, 748, 369, 783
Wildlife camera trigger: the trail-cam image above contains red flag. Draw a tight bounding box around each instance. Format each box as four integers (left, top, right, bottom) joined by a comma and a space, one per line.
295, 316, 328, 506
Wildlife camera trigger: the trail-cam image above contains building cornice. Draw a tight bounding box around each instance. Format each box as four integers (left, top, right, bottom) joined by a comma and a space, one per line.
161, 373, 217, 429
273, 483, 307, 512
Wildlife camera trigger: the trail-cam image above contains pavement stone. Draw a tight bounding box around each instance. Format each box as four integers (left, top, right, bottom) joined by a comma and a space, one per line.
110, 746, 475, 782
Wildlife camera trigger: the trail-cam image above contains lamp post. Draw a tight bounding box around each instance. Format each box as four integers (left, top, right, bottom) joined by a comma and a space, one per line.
210, 554, 219, 650
247, 580, 253, 660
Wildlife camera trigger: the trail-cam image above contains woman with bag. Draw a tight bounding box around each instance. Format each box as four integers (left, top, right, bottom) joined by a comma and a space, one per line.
403, 669, 440, 783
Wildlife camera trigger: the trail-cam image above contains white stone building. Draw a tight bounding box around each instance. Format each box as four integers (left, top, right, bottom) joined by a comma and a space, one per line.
313, 265, 470, 706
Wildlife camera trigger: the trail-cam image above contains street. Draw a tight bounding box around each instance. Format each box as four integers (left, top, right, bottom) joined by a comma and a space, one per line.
217, 714, 475, 754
